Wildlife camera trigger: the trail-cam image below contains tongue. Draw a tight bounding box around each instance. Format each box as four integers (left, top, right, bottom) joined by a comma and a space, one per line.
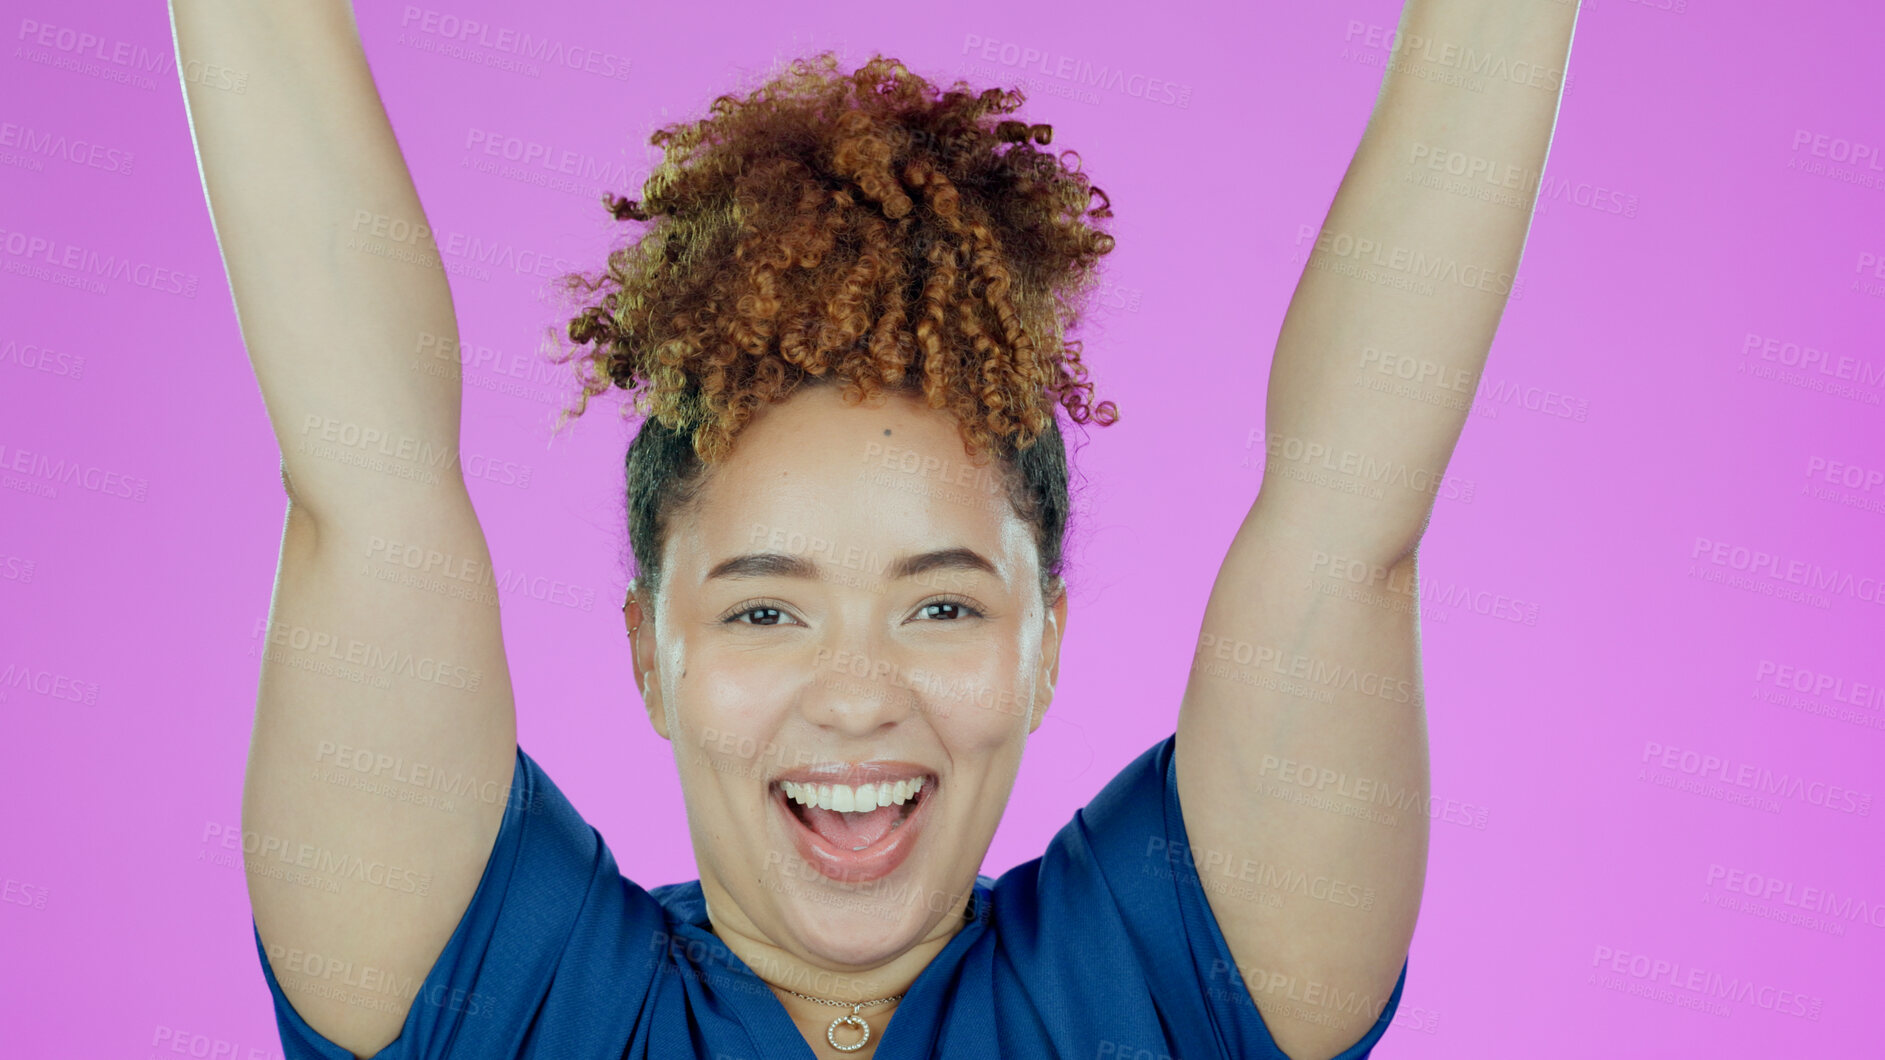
800, 803, 904, 850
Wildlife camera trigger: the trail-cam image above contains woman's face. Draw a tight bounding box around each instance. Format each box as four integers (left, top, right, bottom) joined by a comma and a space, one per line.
628, 384, 1068, 969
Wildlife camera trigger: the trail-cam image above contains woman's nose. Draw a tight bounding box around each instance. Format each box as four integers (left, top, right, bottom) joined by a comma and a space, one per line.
797, 640, 921, 737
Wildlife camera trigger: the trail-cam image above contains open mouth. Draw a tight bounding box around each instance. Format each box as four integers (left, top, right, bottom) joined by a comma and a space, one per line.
776, 776, 931, 850
770, 775, 936, 883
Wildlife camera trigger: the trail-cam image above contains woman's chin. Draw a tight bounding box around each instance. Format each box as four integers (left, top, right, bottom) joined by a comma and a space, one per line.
757, 846, 946, 962
752, 777, 976, 963
783, 899, 931, 966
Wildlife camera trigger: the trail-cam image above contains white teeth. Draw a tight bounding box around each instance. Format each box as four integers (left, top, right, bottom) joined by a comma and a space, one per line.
781, 776, 929, 813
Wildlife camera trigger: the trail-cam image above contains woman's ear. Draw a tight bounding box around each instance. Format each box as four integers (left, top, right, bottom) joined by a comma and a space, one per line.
1029, 578, 1069, 735
624, 581, 671, 741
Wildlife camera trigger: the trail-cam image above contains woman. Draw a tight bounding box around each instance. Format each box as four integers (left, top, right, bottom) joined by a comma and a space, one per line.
172, 2, 1578, 1058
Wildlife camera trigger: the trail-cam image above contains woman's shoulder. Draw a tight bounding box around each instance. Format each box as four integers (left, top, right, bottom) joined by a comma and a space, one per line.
974, 732, 1405, 1059
970, 733, 1295, 1054
985, 732, 1177, 912
644, 878, 709, 924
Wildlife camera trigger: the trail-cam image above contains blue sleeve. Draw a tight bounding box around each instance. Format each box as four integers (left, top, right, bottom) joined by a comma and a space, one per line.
1001, 734, 1407, 1060
252, 746, 669, 1059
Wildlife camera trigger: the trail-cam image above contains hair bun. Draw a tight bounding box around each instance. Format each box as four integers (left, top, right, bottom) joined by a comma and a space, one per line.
550, 50, 1119, 464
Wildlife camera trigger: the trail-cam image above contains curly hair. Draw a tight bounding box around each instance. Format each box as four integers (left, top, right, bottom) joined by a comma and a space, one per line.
550, 50, 1120, 607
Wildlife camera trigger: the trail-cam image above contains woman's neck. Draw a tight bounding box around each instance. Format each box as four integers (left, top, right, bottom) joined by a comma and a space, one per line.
698, 881, 981, 1051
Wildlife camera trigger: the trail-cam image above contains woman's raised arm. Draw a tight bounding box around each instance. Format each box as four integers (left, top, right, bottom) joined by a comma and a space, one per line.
172, 2, 518, 1054
1177, 3, 1580, 1058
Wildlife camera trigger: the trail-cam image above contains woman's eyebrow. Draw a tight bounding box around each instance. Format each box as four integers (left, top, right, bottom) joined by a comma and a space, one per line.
705, 548, 998, 583
705, 552, 817, 581
886, 548, 999, 581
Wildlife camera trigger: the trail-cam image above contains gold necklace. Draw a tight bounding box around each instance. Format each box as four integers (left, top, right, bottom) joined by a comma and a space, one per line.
782, 988, 904, 1052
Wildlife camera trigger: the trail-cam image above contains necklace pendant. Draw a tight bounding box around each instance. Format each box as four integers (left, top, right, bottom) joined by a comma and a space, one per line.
826, 1013, 870, 1052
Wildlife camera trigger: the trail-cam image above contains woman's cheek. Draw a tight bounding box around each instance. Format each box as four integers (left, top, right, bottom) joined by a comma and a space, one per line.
931, 663, 1036, 741
691, 658, 841, 780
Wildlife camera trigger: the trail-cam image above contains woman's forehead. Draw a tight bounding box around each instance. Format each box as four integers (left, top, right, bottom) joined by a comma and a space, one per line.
658, 385, 1034, 590
669, 471, 1029, 590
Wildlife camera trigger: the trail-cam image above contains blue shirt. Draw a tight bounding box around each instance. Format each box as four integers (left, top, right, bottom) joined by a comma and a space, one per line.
255, 735, 1407, 1058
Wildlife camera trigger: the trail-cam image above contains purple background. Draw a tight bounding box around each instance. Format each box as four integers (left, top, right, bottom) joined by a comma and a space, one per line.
4, 0, 1883, 1056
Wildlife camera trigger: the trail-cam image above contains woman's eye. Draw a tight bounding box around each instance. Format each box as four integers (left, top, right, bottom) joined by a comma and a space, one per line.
724, 600, 983, 626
